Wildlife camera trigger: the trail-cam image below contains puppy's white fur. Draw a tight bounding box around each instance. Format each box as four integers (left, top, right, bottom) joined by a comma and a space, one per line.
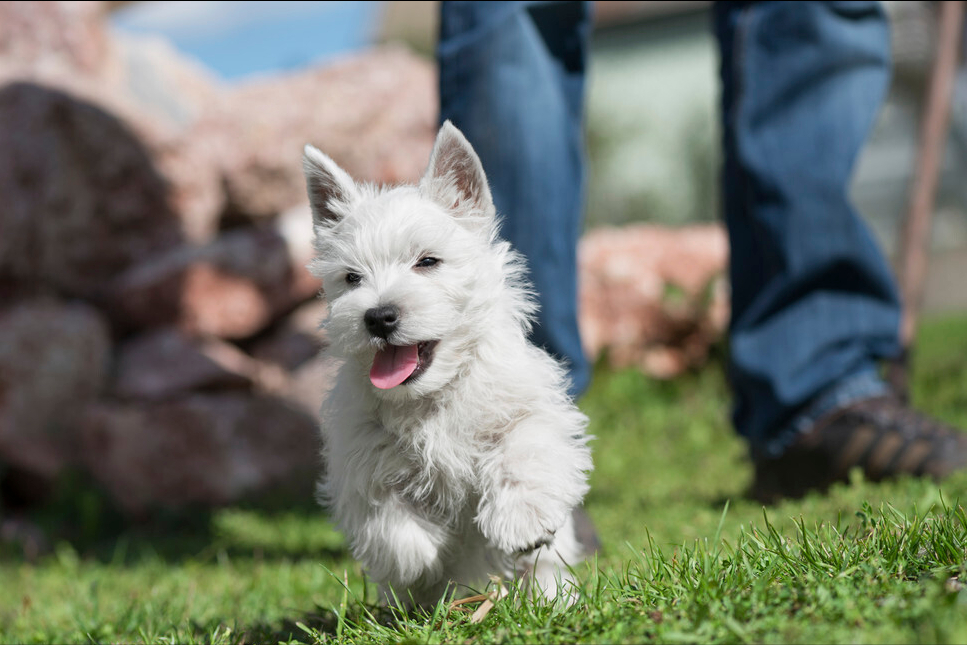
303, 122, 593, 608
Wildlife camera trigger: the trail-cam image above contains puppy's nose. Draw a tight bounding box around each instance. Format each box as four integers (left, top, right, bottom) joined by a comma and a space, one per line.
364, 305, 400, 339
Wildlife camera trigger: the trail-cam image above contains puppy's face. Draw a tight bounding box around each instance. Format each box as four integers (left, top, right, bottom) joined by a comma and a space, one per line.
304, 123, 502, 399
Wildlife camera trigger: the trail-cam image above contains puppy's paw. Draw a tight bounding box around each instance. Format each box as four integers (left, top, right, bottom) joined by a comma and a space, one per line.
354, 511, 446, 587
476, 491, 568, 555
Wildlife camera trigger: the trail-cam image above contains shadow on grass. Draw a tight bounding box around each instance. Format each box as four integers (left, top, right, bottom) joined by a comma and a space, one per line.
241, 602, 405, 644
8, 468, 349, 566
242, 606, 341, 644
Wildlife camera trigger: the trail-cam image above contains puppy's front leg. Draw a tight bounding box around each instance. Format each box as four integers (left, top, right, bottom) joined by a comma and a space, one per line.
347, 491, 449, 590
475, 418, 590, 555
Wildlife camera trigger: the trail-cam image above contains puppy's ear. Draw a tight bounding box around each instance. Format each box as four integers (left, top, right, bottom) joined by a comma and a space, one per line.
420, 121, 495, 220
303, 144, 359, 227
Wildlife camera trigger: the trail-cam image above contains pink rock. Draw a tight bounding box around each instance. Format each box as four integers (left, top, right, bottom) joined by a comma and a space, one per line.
0, 1, 112, 82
578, 223, 730, 378
0, 298, 110, 477
144, 129, 227, 244
107, 225, 321, 339
188, 46, 437, 220
78, 393, 320, 513
110, 31, 222, 127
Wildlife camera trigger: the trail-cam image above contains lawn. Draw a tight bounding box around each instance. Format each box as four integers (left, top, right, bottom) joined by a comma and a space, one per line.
3, 315, 967, 644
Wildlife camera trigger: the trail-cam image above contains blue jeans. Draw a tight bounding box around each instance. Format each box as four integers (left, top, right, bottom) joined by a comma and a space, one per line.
438, 1, 902, 456
438, 0, 593, 397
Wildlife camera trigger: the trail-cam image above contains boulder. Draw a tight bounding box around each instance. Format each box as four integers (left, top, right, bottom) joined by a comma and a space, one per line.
113, 326, 294, 401
0, 4, 439, 251
188, 46, 437, 221
0, 299, 110, 477
0, 82, 182, 301
578, 223, 730, 378
247, 299, 329, 371
113, 328, 257, 400
0, 1, 113, 82
78, 393, 320, 513
0, 2, 227, 247
106, 224, 321, 338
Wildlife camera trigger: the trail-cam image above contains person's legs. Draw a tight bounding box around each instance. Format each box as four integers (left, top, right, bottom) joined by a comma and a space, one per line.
715, 1, 967, 501
438, 0, 592, 397
715, 0, 901, 455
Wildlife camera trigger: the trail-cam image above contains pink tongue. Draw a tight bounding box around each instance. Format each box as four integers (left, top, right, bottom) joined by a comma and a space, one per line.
370, 344, 420, 389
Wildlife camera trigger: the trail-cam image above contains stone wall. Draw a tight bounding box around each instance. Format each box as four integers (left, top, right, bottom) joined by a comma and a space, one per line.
0, 2, 437, 514
0, 2, 728, 516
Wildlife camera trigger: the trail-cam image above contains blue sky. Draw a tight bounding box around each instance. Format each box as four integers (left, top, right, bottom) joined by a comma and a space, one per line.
111, 1, 382, 81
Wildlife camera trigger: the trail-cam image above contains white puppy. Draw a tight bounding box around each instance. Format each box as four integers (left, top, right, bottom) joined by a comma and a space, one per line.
303, 121, 593, 608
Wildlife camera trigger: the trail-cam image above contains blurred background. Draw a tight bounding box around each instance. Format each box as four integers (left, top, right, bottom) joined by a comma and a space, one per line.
1, 0, 966, 549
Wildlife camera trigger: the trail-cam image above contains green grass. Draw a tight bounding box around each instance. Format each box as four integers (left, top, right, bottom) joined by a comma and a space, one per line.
3, 315, 967, 644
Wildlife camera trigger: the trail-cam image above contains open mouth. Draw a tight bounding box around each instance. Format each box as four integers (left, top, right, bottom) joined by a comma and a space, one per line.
369, 340, 438, 390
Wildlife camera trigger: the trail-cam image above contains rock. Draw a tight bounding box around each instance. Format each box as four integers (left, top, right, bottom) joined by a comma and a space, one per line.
0, 1, 113, 82
189, 46, 437, 221
110, 33, 228, 242
248, 299, 328, 371
78, 393, 321, 513
0, 1, 227, 247
578, 223, 730, 378
0, 299, 110, 477
106, 224, 321, 339
0, 6, 437, 248
113, 327, 293, 401
148, 132, 227, 243
0, 4, 440, 517
113, 328, 257, 400
0, 82, 182, 301
111, 31, 222, 127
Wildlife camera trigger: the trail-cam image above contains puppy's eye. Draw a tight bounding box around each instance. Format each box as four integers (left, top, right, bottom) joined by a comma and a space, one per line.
415, 256, 439, 269
345, 272, 362, 286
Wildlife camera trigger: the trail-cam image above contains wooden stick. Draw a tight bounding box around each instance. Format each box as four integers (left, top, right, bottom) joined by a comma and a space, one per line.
449, 593, 489, 608
897, 0, 965, 346
890, 0, 964, 398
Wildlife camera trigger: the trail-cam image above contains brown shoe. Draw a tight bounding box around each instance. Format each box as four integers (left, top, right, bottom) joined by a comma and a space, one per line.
751, 395, 967, 504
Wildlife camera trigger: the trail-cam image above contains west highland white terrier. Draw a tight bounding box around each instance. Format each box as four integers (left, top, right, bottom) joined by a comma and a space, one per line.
302, 121, 594, 608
